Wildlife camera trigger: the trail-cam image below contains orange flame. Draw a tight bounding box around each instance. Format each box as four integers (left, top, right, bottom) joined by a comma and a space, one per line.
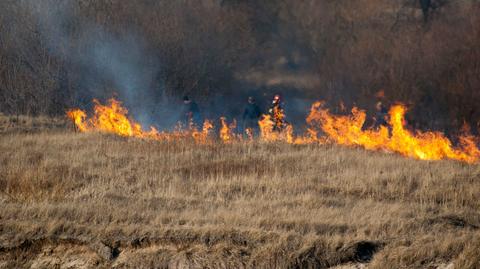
91, 98, 144, 137
192, 119, 214, 144
67, 98, 480, 163
258, 115, 276, 141
245, 128, 254, 141
258, 114, 294, 143
306, 102, 480, 163
257, 105, 298, 143
220, 117, 238, 143
66, 98, 213, 143
66, 109, 88, 132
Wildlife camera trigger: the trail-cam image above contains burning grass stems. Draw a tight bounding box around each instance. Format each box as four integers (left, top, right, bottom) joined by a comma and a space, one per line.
67, 98, 480, 163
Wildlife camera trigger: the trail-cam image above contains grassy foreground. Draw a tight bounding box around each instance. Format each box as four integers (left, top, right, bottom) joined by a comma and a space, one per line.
1, 122, 480, 268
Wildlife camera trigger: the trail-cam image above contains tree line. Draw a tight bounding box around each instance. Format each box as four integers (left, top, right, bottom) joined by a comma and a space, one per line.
0, 0, 479, 133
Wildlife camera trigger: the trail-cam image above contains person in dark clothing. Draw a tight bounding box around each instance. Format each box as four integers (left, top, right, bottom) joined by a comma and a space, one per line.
242, 96, 262, 136
373, 101, 388, 129
268, 94, 286, 131
181, 96, 202, 128
420, 0, 432, 22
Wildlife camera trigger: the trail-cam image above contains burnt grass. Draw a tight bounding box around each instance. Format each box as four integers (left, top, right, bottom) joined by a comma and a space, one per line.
1, 122, 480, 268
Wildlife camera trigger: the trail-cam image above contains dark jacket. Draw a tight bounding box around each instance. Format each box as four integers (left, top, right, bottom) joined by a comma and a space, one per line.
182, 101, 202, 127
374, 107, 388, 127
268, 102, 282, 117
243, 103, 262, 120
268, 102, 286, 131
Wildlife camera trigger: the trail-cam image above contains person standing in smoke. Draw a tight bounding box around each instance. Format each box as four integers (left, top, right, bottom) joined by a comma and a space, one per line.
268, 94, 286, 131
242, 96, 262, 136
182, 96, 202, 128
373, 101, 389, 129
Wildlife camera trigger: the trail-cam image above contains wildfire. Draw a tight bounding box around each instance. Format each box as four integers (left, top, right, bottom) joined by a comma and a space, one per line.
192, 119, 214, 144
67, 98, 480, 163
258, 110, 295, 143
66, 98, 214, 143
66, 109, 88, 132
306, 102, 480, 163
220, 117, 237, 143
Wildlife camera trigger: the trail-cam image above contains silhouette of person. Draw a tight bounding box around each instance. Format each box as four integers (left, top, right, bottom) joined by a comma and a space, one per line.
242, 96, 262, 136
373, 101, 388, 129
268, 94, 286, 131
181, 96, 202, 128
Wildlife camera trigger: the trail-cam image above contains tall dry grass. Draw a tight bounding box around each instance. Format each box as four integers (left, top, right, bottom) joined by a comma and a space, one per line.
1, 0, 480, 132
1, 119, 480, 268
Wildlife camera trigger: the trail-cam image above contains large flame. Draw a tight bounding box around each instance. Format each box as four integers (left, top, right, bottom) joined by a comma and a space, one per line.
67, 98, 480, 163
306, 102, 480, 163
258, 112, 295, 143
66, 109, 88, 132
66, 98, 214, 143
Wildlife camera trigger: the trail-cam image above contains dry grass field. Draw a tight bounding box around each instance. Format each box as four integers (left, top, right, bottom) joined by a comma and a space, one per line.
1, 116, 480, 269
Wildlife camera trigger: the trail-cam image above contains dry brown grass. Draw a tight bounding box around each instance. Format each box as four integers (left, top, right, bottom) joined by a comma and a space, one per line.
1, 118, 480, 268
0, 113, 70, 135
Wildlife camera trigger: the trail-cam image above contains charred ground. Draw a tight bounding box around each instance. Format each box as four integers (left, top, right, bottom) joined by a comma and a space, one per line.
1, 117, 480, 268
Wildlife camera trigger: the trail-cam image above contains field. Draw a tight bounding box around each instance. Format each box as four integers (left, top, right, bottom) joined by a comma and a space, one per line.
1, 116, 480, 269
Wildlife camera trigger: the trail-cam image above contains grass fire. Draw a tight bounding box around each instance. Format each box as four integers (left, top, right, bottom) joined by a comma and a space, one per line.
2, 1, 480, 268
67, 97, 480, 163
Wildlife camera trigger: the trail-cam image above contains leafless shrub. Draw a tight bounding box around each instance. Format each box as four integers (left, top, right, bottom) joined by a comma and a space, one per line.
0, 1, 479, 126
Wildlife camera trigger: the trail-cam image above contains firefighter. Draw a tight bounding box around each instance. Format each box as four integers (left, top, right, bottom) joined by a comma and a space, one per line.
373, 101, 388, 129
181, 96, 202, 128
242, 96, 262, 136
268, 94, 286, 131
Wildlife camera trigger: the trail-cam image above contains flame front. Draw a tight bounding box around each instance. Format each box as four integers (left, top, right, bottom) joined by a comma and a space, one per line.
306, 102, 480, 163
66, 98, 214, 144
67, 98, 480, 163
